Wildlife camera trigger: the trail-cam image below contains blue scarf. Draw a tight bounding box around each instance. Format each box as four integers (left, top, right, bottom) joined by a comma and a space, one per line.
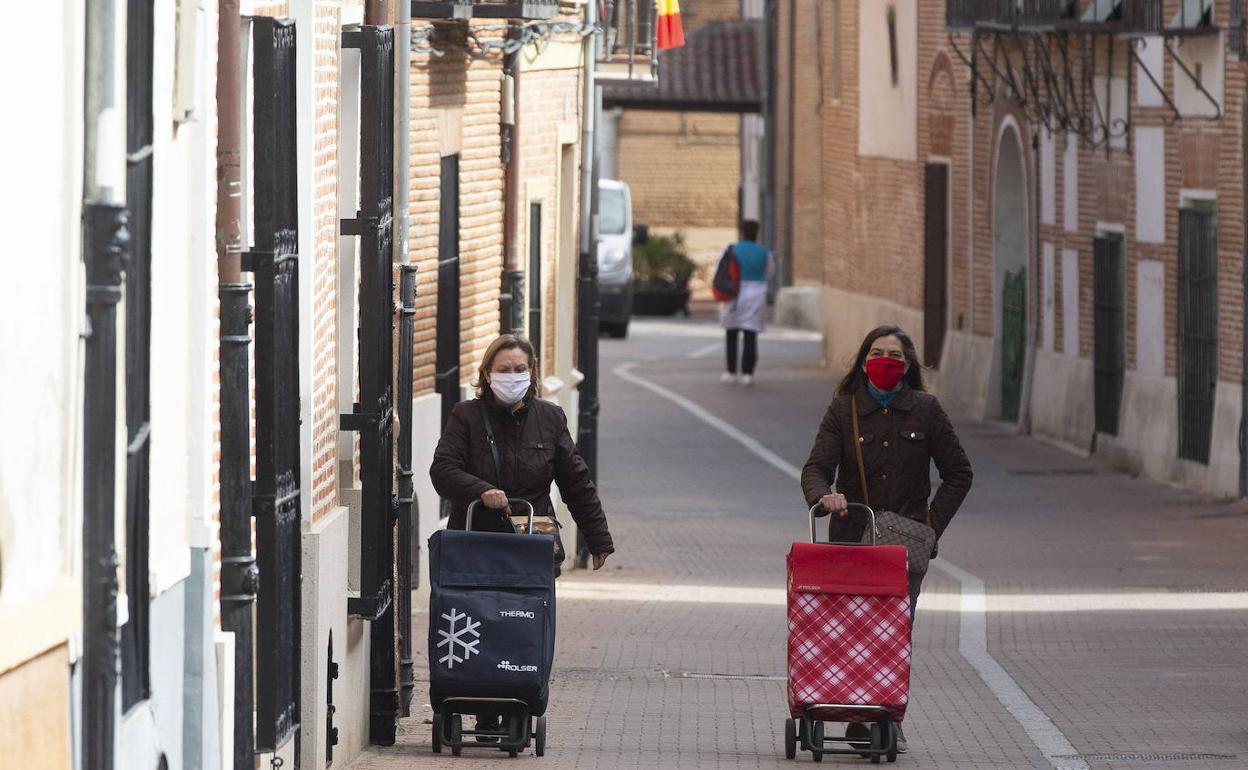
868, 381, 903, 407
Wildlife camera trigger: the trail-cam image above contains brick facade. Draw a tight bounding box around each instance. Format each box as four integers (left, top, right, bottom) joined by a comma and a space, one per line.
776, 0, 1248, 494
617, 111, 739, 229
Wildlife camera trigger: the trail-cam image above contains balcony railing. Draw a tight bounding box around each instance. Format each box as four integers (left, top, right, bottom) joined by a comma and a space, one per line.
473, 0, 560, 19
1120, 0, 1213, 35
597, 0, 657, 82
411, 0, 473, 21
947, 0, 1073, 30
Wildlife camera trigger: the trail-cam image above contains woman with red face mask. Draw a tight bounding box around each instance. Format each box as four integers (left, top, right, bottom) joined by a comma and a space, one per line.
799, 325, 973, 753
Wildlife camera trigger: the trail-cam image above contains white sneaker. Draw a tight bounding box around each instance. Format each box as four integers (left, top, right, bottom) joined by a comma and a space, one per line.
741, 375, 754, 386
720, 372, 738, 384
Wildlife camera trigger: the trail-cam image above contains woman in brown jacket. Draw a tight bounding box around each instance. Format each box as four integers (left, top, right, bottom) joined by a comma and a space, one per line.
430, 334, 614, 570
802, 325, 971, 608
801, 325, 972, 752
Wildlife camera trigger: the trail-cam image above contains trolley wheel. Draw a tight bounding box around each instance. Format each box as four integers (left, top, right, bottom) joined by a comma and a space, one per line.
508, 748, 519, 758
535, 716, 547, 757
810, 721, 824, 763
885, 720, 898, 763
784, 718, 797, 760
432, 713, 444, 754
869, 722, 884, 764
450, 714, 463, 757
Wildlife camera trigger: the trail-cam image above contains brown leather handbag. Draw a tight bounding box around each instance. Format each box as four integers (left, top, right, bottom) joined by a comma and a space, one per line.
851, 396, 937, 575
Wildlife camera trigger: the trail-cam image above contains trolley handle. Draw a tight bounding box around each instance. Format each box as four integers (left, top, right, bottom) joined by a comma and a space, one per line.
808, 501, 876, 546
467, 498, 535, 533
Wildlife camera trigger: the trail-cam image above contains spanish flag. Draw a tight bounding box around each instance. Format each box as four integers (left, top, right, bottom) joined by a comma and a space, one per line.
657, 0, 685, 49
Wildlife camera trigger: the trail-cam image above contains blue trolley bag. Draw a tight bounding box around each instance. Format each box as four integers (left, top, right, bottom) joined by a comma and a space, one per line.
428, 500, 556, 715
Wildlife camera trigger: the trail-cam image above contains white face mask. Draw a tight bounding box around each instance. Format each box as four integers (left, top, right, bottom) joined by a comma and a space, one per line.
490, 372, 531, 405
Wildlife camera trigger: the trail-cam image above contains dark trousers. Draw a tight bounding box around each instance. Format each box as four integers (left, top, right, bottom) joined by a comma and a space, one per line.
908, 571, 924, 621
725, 328, 758, 375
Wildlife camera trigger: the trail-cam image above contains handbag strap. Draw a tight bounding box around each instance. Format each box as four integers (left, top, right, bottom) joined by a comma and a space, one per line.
850, 395, 870, 508
478, 399, 505, 488
851, 393, 935, 530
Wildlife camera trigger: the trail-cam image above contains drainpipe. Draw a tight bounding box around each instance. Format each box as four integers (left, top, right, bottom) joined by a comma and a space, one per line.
82, 1, 127, 769
785, 0, 797, 284
762, 0, 777, 255
214, 3, 258, 769
1240, 102, 1248, 496
395, 0, 410, 268
576, 0, 601, 567
391, 0, 419, 718
501, 34, 524, 333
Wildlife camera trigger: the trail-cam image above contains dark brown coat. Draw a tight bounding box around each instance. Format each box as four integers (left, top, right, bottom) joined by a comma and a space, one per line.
801, 384, 972, 543
430, 395, 615, 555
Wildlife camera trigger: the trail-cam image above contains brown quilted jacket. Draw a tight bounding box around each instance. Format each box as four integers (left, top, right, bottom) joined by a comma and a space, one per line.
430, 395, 614, 556
801, 384, 973, 543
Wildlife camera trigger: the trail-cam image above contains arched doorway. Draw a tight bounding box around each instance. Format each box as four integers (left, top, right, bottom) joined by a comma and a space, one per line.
992, 122, 1029, 423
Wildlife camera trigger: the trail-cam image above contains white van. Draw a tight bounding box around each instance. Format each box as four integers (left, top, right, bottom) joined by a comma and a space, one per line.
597, 179, 633, 338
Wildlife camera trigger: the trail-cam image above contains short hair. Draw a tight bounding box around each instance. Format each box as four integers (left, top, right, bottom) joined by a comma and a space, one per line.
474, 334, 542, 399
739, 219, 760, 241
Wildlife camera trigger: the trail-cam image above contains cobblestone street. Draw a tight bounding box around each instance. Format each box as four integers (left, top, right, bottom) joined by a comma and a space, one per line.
350, 318, 1248, 770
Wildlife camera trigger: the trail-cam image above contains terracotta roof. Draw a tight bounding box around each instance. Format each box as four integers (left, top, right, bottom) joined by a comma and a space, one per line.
602, 20, 764, 113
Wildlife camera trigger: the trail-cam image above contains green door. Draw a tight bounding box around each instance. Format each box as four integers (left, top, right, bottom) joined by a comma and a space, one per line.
1001, 269, 1026, 422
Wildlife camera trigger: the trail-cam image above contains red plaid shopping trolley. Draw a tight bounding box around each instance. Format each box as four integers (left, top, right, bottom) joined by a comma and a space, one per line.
784, 503, 910, 764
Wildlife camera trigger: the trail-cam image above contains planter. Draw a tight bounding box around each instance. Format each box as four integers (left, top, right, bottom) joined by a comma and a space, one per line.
632, 283, 691, 316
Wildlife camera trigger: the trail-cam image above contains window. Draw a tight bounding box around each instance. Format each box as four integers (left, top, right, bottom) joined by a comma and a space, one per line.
886, 5, 899, 87
528, 202, 543, 367
436, 154, 462, 427
830, 0, 842, 100
598, 187, 627, 235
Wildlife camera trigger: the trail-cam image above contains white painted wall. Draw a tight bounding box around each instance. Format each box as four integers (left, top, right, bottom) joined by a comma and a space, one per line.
1062, 248, 1080, 357
1134, 126, 1166, 244
1041, 243, 1055, 352
1040, 129, 1055, 226
1063, 132, 1078, 232
0, 0, 86, 673
1136, 36, 1165, 107
1173, 33, 1224, 119
1136, 260, 1165, 376
300, 505, 370, 770
857, 0, 917, 161
146, 0, 220, 594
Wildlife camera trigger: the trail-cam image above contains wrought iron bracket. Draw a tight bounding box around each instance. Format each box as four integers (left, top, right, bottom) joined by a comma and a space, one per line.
348, 581, 394, 621
1163, 37, 1223, 120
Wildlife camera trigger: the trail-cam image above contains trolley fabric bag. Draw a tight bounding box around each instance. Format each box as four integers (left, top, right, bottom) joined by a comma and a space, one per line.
428, 527, 557, 715
786, 540, 912, 723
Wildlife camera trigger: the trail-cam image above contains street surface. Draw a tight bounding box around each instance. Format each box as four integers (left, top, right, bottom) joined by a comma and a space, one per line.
351, 316, 1248, 770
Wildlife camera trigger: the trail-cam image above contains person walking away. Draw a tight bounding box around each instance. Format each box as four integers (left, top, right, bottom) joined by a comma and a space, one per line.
430, 334, 615, 736
718, 219, 773, 386
799, 325, 972, 753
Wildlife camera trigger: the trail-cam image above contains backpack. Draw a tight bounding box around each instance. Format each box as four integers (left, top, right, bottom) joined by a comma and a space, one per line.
711, 246, 740, 302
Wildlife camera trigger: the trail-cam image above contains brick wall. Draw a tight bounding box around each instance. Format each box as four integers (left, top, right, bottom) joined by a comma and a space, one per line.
782, 0, 1247, 394
617, 110, 739, 229
516, 64, 582, 372
408, 28, 506, 398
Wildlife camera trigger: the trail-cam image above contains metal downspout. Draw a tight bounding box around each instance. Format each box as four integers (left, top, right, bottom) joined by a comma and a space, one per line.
576, 0, 601, 567
82, 1, 127, 769
502, 33, 524, 332
215, 4, 258, 769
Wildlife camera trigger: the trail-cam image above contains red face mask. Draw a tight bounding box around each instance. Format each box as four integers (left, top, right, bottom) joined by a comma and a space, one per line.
864, 357, 906, 391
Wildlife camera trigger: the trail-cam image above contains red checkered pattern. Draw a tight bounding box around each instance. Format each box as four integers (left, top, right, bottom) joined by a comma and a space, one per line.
786, 590, 912, 723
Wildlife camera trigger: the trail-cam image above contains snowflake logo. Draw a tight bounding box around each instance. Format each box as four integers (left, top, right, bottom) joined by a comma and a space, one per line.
437, 608, 481, 669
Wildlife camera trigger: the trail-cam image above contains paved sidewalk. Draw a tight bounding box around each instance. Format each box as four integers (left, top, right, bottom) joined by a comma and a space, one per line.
350, 319, 1248, 770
